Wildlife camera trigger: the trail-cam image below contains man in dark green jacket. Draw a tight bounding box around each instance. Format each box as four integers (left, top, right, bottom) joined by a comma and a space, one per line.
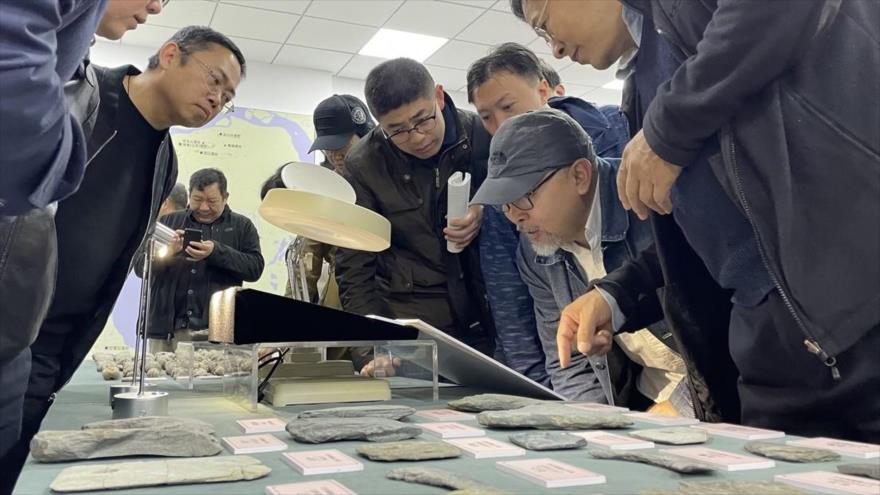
336, 58, 495, 372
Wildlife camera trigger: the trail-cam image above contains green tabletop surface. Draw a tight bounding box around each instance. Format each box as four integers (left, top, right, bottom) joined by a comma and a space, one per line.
14, 365, 853, 495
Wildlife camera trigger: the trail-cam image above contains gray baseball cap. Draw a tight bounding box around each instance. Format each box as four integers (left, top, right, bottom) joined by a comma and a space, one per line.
471, 108, 596, 206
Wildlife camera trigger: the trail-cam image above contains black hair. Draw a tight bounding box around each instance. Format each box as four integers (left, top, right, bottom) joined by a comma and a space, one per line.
539, 59, 561, 88
168, 183, 188, 210
510, 0, 526, 21
364, 58, 435, 118
190, 168, 228, 197
260, 164, 289, 200
466, 42, 543, 103
147, 25, 247, 77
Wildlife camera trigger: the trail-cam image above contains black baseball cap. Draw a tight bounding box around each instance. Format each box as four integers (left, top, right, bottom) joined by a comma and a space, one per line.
308, 95, 375, 153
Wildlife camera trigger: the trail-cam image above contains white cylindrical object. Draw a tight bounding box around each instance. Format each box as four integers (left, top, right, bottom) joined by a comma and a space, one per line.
446, 171, 471, 253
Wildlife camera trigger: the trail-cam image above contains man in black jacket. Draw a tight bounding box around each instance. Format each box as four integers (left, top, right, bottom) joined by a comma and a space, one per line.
146, 168, 264, 350
512, 0, 880, 441
0, 26, 247, 491
336, 58, 495, 374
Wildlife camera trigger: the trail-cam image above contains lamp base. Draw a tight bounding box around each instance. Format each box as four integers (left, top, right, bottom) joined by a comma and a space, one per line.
112, 391, 169, 419
109, 382, 154, 409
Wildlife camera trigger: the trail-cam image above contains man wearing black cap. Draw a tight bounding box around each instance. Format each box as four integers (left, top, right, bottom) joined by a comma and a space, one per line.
309, 94, 375, 175
471, 108, 682, 409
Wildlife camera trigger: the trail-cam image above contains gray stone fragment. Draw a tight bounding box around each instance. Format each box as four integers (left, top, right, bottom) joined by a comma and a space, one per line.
745, 441, 841, 463
447, 394, 542, 412
477, 404, 632, 430
629, 427, 708, 445
838, 463, 880, 480
642, 480, 807, 495
589, 448, 714, 474
49, 455, 270, 492
508, 432, 586, 451
449, 490, 511, 495
386, 466, 491, 491
31, 417, 221, 462
286, 417, 421, 443
357, 441, 461, 461
298, 405, 416, 421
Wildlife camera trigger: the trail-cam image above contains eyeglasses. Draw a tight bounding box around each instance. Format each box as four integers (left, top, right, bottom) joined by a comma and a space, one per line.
183, 50, 235, 114
161, 0, 172, 7
529, 0, 553, 44
498, 168, 561, 213
383, 111, 438, 144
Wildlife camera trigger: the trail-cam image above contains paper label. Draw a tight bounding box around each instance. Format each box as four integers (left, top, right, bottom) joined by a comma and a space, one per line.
661, 447, 775, 470
283, 449, 362, 471
787, 438, 880, 458
692, 422, 784, 439
265, 479, 357, 495
419, 422, 485, 438
496, 458, 605, 486
624, 412, 700, 426
775, 471, 880, 495
222, 434, 287, 453
236, 417, 288, 433
445, 437, 525, 458
414, 409, 477, 421
572, 431, 654, 449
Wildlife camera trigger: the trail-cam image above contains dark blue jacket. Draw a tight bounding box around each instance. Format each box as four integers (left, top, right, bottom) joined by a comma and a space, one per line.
479, 98, 629, 386
0, 0, 106, 215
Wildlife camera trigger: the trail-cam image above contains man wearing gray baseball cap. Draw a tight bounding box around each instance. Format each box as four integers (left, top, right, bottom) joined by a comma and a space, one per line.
473, 108, 689, 413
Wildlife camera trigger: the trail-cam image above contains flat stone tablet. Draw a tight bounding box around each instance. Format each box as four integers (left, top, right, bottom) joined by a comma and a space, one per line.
298, 405, 416, 420
286, 417, 421, 443
357, 441, 461, 461
447, 394, 541, 412
508, 432, 586, 450
629, 427, 708, 445
745, 441, 840, 463
589, 448, 714, 474
477, 404, 632, 430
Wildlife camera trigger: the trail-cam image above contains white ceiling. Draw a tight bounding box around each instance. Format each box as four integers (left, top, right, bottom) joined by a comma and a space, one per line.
108, 0, 621, 103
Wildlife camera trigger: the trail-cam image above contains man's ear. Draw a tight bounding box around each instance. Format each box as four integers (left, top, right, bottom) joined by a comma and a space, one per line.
435, 84, 445, 110
157, 42, 182, 71
572, 158, 593, 195
537, 79, 553, 104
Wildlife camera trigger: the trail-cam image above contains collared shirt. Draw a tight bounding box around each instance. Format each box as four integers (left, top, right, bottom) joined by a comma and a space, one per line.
561, 175, 686, 403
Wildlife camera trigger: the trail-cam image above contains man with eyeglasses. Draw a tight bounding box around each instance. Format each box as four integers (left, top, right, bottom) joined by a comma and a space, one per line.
0, 25, 248, 489
335, 58, 496, 375
0, 0, 165, 468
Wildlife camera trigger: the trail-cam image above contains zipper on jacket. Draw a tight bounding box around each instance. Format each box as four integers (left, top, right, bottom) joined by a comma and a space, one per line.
725, 131, 841, 381
85, 130, 117, 167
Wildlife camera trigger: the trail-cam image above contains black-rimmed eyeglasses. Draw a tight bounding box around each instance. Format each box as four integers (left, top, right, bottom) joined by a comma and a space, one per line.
497, 168, 561, 213
382, 111, 438, 144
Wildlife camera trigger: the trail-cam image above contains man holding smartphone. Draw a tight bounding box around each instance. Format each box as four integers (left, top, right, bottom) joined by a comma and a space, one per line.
145, 167, 264, 352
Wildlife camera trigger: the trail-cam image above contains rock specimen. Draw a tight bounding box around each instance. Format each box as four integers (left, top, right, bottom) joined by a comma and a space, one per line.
838, 463, 880, 480
508, 432, 586, 451
589, 449, 715, 474
386, 466, 493, 491
357, 441, 461, 461
642, 480, 807, 495
101, 366, 121, 381
286, 417, 421, 443
745, 441, 840, 463
31, 417, 221, 462
447, 394, 541, 412
629, 427, 708, 445
49, 455, 270, 492
477, 404, 632, 430
298, 405, 416, 421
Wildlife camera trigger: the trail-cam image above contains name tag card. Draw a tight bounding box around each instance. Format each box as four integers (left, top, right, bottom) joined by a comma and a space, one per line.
660, 447, 776, 471
496, 458, 606, 488
413, 409, 477, 421
237, 417, 288, 434
265, 480, 357, 495
775, 471, 880, 495
282, 449, 363, 475
692, 423, 785, 440
419, 422, 486, 439
222, 434, 288, 455
572, 431, 654, 450
624, 412, 700, 426
787, 438, 880, 459
445, 438, 526, 459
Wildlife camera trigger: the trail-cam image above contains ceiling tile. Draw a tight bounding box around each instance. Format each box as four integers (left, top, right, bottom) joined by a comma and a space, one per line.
425, 40, 491, 70
305, 0, 403, 27
289, 17, 378, 53
275, 45, 353, 73
580, 87, 625, 106
119, 24, 178, 49
220, 0, 310, 15
527, 36, 552, 55
559, 63, 617, 88
385, 1, 485, 38
456, 9, 536, 46
560, 83, 597, 98
540, 55, 571, 72
149, 0, 215, 28
426, 65, 468, 92
442, 0, 496, 7
491, 0, 512, 13
227, 37, 281, 64
211, 3, 299, 43
337, 54, 386, 80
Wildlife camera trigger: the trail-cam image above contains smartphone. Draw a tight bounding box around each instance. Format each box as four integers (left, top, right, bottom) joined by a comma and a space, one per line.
182, 228, 202, 248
